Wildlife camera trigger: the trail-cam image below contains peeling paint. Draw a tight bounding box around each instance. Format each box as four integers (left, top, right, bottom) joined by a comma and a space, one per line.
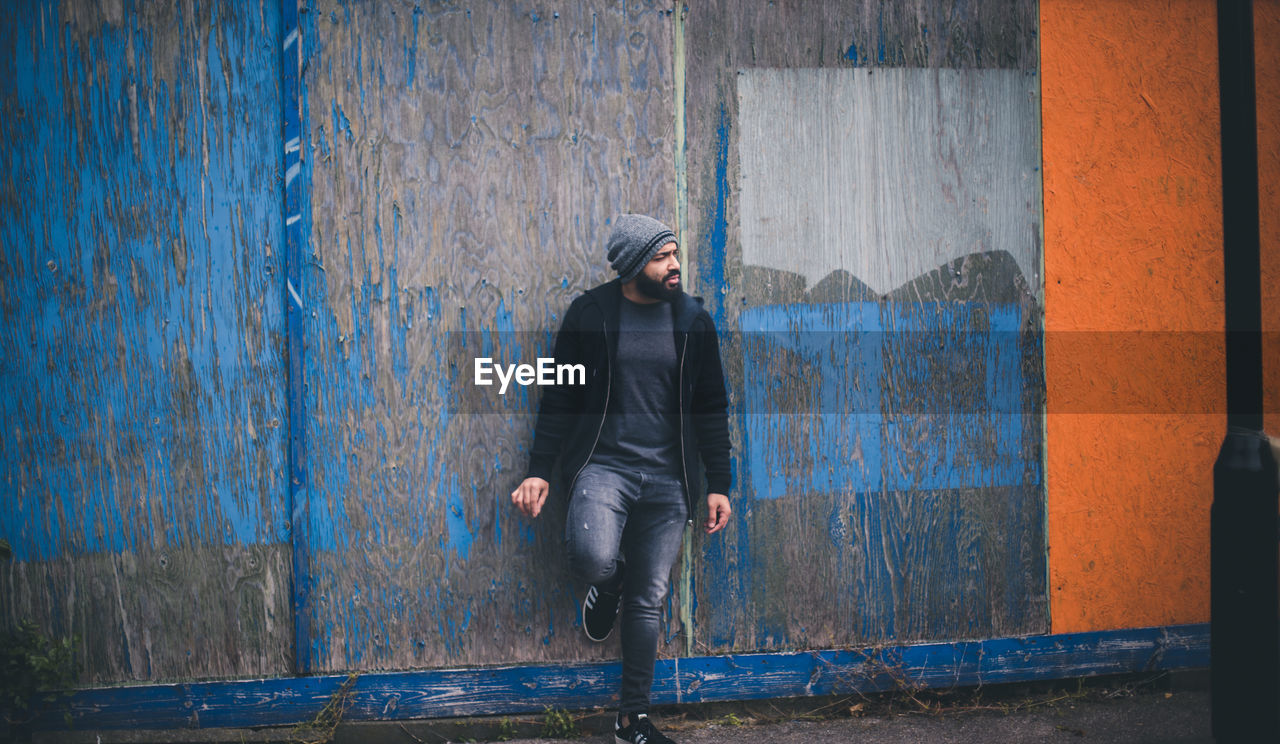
684, 0, 1046, 653
300, 0, 677, 671
0, 0, 289, 682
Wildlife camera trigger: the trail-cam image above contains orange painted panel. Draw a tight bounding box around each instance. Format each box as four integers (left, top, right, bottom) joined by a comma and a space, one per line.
1041, 0, 1225, 633
1260, 0, 1280, 435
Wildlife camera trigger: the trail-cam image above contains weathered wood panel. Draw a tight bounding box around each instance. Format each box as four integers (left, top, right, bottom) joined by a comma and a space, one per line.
0, 0, 290, 683
683, 0, 1045, 653
300, 1, 677, 672
3, 544, 291, 683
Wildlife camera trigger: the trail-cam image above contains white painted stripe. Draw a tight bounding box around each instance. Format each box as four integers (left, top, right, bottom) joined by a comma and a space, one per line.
286, 214, 300, 226
284, 29, 298, 51
287, 279, 303, 309
285, 137, 300, 154
285, 162, 300, 185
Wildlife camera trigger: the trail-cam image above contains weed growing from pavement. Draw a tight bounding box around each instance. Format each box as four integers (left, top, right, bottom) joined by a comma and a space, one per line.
539, 706, 581, 738
497, 716, 518, 740
0, 539, 79, 742
288, 672, 358, 744
716, 712, 745, 727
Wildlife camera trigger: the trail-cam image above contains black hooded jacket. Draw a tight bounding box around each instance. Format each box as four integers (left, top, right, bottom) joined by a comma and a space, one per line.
525, 279, 731, 515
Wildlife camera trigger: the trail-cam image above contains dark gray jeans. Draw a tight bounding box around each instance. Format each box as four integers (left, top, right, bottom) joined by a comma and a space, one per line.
565, 464, 688, 713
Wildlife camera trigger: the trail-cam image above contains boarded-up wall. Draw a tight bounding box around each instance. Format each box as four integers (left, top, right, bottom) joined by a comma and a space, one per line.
0, 0, 291, 683
19, 0, 1271, 691
2, 0, 1056, 687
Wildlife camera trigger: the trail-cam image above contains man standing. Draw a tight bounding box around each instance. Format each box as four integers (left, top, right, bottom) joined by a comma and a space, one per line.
511, 214, 731, 744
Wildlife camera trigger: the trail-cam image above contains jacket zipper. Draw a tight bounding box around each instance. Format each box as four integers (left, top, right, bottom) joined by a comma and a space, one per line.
678, 332, 692, 522
569, 320, 611, 491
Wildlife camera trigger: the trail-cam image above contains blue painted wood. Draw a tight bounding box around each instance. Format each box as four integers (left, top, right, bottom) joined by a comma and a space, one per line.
281, 0, 311, 677
0, 0, 292, 681
297, 0, 679, 673
741, 302, 1035, 497
0, 0, 288, 560
34, 625, 1209, 732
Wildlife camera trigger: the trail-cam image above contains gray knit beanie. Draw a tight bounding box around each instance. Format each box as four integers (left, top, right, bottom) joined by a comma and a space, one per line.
606, 214, 678, 282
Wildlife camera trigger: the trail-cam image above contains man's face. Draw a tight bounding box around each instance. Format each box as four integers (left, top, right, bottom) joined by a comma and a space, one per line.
634, 242, 682, 302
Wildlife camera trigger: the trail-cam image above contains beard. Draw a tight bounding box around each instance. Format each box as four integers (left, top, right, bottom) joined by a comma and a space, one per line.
634, 269, 683, 302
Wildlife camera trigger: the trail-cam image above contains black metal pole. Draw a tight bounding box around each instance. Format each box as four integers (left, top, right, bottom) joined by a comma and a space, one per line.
1211, 1, 1279, 741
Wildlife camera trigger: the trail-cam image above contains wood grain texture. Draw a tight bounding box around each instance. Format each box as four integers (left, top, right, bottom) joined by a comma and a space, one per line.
300, 0, 678, 671
0, 0, 290, 682
683, 0, 1039, 319
3, 544, 291, 686
1, 0, 1053, 689
738, 68, 1042, 297
683, 0, 1045, 654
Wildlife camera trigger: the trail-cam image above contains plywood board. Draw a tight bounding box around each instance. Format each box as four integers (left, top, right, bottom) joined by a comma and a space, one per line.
683, 0, 1046, 653
738, 68, 1042, 296
300, 0, 679, 672
0, 0, 291, 682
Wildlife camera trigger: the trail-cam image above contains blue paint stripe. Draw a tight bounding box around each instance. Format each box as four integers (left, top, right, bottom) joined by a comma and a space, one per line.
281, 0, 311, 675
700, 104, 730, 325
741, 301, 1040, 499
34, 624, 1208, 731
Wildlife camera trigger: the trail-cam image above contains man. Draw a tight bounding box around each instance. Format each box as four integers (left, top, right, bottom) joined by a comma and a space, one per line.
511, 214, 731, 744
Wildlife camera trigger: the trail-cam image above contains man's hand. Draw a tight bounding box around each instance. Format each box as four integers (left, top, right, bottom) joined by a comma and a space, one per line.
705, 493, 730, 534
511, 477, 550, 518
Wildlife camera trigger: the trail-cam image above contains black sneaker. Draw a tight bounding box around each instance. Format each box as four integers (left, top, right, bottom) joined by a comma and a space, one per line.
582, 583, 622, 642
615, 713, 675, 744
